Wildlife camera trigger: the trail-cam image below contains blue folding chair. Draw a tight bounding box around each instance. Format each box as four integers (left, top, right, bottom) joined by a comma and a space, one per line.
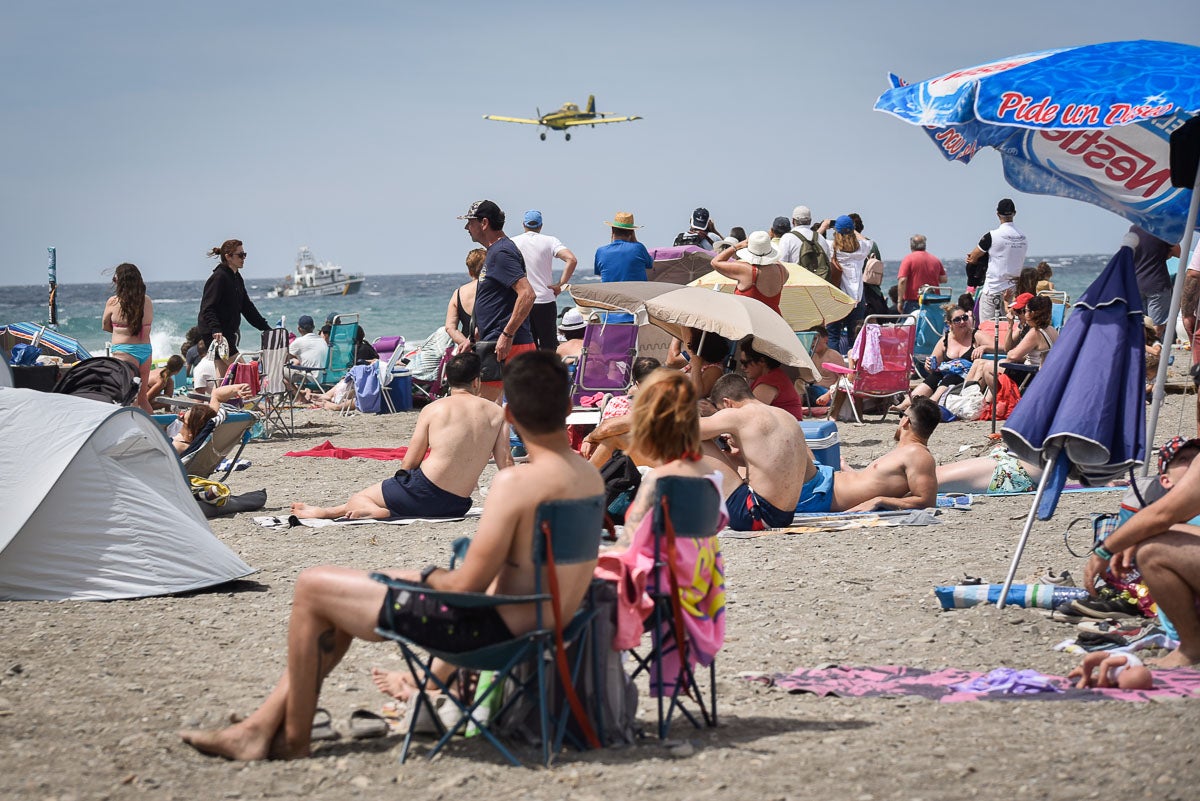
628, 476, 723, 739
372, 494, 605, 767
1039, 290, 1070, 328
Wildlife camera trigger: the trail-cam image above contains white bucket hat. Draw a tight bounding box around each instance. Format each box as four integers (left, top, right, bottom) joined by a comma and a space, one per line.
736, 231, 779, 266
559, 308, 587, 332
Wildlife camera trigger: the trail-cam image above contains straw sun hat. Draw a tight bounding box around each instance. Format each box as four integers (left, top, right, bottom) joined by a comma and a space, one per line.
736, 231, 779, 266
605, 211, 642, 229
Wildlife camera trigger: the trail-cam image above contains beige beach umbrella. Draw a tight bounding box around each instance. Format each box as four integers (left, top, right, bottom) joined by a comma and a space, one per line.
570, 282, 820, 382
689, 263, 855, 332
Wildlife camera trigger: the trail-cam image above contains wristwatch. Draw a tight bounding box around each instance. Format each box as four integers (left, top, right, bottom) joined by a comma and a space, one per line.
419, 564, 440, 584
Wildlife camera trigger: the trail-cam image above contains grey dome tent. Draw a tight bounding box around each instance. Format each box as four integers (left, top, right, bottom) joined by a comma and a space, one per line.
0, 388, 254, 600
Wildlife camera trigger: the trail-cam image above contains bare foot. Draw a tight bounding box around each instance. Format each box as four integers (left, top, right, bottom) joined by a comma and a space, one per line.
180, 721, 274, 761
371, 668, 417, 701
290, 503, 328, 518
1147, 648, 1200, 668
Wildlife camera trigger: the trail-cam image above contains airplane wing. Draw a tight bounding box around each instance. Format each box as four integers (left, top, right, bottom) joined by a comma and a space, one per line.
559, 115, 642, 127
482, 115, 543, 125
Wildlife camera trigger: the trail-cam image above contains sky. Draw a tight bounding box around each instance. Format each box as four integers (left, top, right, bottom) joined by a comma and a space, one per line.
2, 0, 1199, 287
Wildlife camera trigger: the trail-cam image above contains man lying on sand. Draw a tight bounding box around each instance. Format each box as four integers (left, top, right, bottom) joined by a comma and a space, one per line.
829, 397, 940, 512
1084, 436, 1200, 668
289, 352, 512, 520
180, 351, 603, 760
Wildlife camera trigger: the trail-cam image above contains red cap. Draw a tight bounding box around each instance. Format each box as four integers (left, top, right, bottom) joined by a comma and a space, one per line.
1010, 292, 1035, 311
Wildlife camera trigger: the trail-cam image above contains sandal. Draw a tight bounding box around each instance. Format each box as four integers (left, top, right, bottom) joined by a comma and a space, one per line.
310, 707, 340, 742
348, 709, 389, 740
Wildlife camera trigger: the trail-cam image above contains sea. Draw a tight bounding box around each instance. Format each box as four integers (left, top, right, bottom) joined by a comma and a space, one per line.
0, 254, 1147, 361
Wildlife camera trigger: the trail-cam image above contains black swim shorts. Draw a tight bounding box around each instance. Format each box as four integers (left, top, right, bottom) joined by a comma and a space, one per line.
377, 584, 515, 653
380, 467, 472, 518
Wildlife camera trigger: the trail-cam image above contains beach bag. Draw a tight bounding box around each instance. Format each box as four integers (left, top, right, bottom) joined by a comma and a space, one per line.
9, 344, 42, 366
940, 382, 985, 421
977, 373, 1021, 421
795, 229, 832, 283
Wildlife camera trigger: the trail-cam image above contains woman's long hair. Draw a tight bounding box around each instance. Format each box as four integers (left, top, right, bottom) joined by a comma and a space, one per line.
113, 262, 146, 336
631, 370, 701, 464
832, 230, 859, 256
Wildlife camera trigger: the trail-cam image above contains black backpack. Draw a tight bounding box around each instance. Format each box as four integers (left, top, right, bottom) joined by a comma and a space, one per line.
53, 357, 138, 405
673, 231, 709, 248
600, 450, 641, 523
966, 254, 988, 288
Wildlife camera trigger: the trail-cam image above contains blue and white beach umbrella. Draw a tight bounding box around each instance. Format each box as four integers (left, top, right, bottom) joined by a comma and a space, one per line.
874, 39, 1200, 243
995, 243, 1147, 607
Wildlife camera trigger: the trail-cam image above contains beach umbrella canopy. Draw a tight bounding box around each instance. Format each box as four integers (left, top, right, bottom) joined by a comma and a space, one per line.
874, 39, 1200, 243
646, 245, 716, 285
994, 241, 1146, 607
1, 322, 91, 362
689, 262, 856, 332
570, 282, 820, 382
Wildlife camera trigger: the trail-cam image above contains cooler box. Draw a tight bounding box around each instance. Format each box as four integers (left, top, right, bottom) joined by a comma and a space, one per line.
386, 370, 413, 412
800, 420, 840, 471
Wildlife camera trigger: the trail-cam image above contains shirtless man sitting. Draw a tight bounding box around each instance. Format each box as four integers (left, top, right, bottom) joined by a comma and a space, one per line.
701, 373, 813, 530
290, 352, 512, 520
1083, 437, 1200, 667
180, 350, 603, 760
830, 397, 940, 512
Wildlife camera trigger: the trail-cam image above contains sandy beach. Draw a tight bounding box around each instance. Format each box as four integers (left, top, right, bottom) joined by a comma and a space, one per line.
3, 381, 1200, 801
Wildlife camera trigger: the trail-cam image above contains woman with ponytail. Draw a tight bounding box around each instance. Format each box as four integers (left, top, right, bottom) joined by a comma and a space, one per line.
102, 262, 155, 412
197, 238, 270, 375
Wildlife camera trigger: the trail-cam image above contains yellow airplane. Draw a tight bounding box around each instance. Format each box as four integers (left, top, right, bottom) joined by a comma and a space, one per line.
483, 95, 641, 141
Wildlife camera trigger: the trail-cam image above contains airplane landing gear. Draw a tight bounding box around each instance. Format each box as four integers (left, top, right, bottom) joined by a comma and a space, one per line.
565, 133, 571, 141
539, 132, 546, 141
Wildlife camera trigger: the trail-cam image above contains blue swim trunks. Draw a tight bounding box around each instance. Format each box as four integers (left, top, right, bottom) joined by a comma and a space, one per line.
795, 464, 835, 513
380, 466, 471, 518
111, 343, 153, 366
726, 483, 796, 531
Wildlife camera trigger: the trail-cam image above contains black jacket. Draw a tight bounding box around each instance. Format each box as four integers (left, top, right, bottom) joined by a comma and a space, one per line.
197, 263, 270, 349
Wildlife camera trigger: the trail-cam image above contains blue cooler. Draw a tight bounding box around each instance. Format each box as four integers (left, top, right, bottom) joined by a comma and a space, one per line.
386, 370, 413, 412
800, 420, 840, 471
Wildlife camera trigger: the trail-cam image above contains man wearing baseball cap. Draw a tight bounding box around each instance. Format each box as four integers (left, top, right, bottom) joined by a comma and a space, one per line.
1083, 436, 1200, 668
966, 198, 1028, 323
459, 199, 536, 400
511, 209, 578, 351
285, 314, 328, 394
595, 211, 652, 282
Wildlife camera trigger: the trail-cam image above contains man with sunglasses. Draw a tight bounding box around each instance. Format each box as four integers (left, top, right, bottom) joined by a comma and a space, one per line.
897, 234, 947, 313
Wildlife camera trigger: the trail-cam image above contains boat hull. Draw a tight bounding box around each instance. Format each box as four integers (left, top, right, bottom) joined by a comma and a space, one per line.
267, 277, 364, 299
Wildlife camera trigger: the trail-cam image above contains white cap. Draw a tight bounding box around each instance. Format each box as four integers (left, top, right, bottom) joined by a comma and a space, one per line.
792, 205, 812, 224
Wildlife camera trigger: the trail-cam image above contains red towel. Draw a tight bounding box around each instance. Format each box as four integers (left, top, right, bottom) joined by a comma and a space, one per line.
285, 440, 410, 460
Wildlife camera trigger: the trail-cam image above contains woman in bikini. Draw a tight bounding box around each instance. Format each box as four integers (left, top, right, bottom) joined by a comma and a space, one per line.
102, 262, 155, 412
709, 230, 788, 316
444, 248, 484, 354
146, 354, 184, 409
964, 294, 1057, 398
891, 305, 994, 413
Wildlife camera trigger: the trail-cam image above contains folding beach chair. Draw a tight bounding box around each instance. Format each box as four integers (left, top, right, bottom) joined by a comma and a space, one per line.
292, 313, 360, 392
372, 495, 605, 767
252, 327, 295, 438
571, 311, 638, 406
913, 285, 954, 367
154, 409, 257, 482
404, 328, 455, 405
823, 314, 917, 423
627, 476, 724, 740
1039, 290, 1070, 328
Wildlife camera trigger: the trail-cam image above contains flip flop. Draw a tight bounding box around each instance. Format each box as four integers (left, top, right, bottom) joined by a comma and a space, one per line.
349, 709, 389, 740
311, 707, 340, 742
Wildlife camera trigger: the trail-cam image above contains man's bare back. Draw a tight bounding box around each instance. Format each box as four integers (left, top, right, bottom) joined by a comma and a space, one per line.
701, 398, 812, 511
416, 392, 508, 498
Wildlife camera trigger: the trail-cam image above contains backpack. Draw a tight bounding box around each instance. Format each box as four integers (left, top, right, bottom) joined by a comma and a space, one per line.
600, 450, 642, 523
673, 231, 709, 248
965, 253, 988, 288
53, 356, 138, 405
793, 228, 832, 283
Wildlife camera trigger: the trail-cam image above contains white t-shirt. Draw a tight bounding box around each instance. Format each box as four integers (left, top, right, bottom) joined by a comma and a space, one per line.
289, 331, 328, 369
777, 226, 832, 264
511, 230, 567, 303
193, 355, 220, 391
1187, 243, 1200, 273
982, 221, 1029, 296
830, 234, 872, 302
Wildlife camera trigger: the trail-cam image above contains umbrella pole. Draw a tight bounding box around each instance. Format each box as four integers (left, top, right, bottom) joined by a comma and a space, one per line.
1144, 163, 1200, 473
991, 304, 1001, 434
996, 449, 1057, 610
47, 246, 58, 331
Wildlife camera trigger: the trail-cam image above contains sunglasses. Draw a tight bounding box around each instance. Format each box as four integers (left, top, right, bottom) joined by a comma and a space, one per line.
951, 315, 970, 323
234, 252, 248, 258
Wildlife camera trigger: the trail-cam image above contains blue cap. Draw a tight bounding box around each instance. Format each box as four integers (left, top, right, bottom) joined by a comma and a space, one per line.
834, 215, 855, 233
524, 210, 543, 228
297, 315, 315, 331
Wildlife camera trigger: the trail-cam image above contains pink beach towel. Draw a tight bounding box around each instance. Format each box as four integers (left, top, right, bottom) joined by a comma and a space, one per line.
285, 440, 411, 460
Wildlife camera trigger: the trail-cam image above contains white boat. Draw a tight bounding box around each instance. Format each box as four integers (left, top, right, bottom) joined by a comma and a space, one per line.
267, 247, 365, 298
